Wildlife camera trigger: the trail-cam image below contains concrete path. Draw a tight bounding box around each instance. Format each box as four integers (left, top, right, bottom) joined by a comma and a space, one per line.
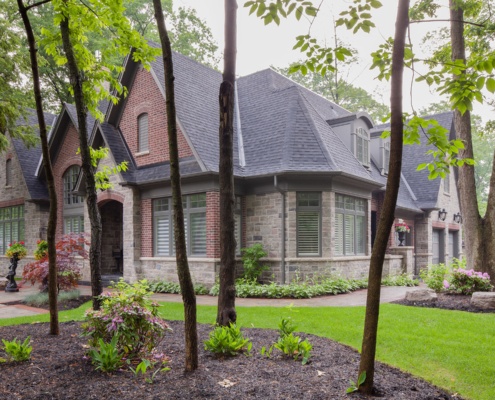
0, 283, 414, 320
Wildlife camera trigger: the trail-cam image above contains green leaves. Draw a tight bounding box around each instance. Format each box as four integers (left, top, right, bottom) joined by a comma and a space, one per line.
336, 0, 382, 34
346, 371, 367, 393
244, 0, 319, 25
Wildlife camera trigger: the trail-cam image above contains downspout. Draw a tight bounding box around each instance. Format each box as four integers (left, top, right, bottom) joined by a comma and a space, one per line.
274, 175, 286, 284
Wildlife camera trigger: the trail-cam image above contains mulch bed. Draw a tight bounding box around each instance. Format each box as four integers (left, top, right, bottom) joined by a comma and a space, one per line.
2, 295, 93, 311
0, 319, 461, 400
3, 292, 484, 399
391, 292, 495, 313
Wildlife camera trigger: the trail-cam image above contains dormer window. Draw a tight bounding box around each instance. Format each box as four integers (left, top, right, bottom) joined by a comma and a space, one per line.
138, 113, 149, 152
383, 141, 390, 173
355, 127, 370, 166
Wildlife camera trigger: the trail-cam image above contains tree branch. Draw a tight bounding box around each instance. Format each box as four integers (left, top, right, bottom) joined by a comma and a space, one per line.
25, 0, 51, 11
410, 19, 485, 28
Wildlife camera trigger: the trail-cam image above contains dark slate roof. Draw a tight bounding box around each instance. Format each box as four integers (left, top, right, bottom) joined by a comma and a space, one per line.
12, 110, 57, 200
150, 45, 222, 172
371, 111, 454, 209
65, 103, 99, 135
148, 47, 378, 184
99, 122, 202, 184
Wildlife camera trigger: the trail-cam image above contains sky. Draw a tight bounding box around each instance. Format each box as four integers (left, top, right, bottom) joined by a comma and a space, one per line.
173, 0, 493, 122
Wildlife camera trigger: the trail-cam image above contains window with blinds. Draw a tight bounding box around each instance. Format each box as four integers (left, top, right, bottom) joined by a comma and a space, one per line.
138, 113, 149, 152
296, 192, 321, 257
0, 205, 24, 255
64, 216, 85, 234
153, 193, 207, 256
334, 194, 366, 256
63, 165, 83, 205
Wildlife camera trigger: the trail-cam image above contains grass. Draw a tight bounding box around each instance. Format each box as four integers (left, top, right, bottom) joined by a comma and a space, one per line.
1, 301, 493, 400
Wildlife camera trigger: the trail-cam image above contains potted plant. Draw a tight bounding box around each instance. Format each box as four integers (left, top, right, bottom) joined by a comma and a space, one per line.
34, 240, 48, 260
5, 241, 27, 260
395, 219, 410, 246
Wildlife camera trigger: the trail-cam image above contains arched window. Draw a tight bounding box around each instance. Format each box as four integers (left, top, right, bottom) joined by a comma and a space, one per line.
138, 113, 149, 152
63, 165, 82, 205
63, 165, 84, 234
6, 159, 12, 186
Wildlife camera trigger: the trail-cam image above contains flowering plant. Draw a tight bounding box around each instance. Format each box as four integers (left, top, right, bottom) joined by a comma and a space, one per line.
395, 219, 410, 233
34, 240, 48, 261
444, 268, 493, 295
5, 241, 27, 260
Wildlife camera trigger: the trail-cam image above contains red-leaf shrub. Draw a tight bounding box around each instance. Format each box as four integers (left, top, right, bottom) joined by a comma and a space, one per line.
22, 233, 88, 292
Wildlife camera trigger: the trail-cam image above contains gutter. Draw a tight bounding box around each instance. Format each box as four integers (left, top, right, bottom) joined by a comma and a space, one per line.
274, 175, 286, 284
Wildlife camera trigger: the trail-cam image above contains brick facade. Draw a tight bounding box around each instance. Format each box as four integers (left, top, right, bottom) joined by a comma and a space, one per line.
118, 67, 193, 167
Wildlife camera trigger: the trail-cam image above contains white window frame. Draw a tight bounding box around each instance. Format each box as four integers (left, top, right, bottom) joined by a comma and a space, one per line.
355, 127, 370, 167
296, 192, 321, 257
0, 205, 24, 255
138, 113, 149, 153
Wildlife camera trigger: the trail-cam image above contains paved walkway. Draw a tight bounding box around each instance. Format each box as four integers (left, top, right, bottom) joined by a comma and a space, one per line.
0, 282, 415, 320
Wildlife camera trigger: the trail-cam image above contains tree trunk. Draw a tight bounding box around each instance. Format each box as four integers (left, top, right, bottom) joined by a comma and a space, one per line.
17, 0, 59, 335
153, 0, 198, 372
358, 0, 409, 394
59, 12, 103, 310
449, 1, 495, 282
216, 0, 238, 327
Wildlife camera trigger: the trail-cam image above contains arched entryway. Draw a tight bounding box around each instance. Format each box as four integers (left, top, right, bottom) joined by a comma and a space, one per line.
99, 200, 124, 279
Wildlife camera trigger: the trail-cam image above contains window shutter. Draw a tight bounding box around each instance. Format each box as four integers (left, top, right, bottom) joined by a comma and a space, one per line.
335, 213, 344, 255
138, 113, 149, 152
344, 214, 355, 254
297, 211, 320, 256
356, 215, 365, 254
156, 216, 170, 256
190, 212, 206, 255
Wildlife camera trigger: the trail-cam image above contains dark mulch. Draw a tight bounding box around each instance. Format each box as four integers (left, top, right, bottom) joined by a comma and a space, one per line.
0, 320, 461, 400
392, 292, 495, 313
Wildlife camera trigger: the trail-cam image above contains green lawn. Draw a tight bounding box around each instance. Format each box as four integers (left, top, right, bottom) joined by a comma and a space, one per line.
2, 302, 494, 400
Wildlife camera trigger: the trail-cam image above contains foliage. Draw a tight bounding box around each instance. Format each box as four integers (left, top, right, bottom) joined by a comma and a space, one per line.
87, 336, 124, 372
81, 279, 170, 361
261, 310, 312, 365
394, 219, 410, 233
128, 356, 170, 383
1, 336, 32, 362
34, 240, 48, 261
5, 241, 27, 259
209, 276, 368, 299
204, 323, 252, 357
420, 263, 450, 292
347, 371, 367, 393
147, 280, 209, 295
240, 243, 269, 282
445, 268, 493, 295
381, 274, 418, 287
80, 146, 128, 190
22, 234, 86, 293
24, 290, 81, 307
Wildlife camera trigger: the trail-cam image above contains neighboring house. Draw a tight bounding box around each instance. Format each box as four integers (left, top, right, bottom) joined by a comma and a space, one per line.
1, 47, 462, 284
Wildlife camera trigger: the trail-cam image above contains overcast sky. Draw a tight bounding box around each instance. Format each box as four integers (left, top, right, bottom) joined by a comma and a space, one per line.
174, 0, 493, 122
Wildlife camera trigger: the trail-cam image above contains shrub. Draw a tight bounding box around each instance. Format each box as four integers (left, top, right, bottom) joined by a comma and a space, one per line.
445, 268, 493, 295
22, 233, 86, 293
204, 323, 252, 356
87, 336, 123, 372
381, 273, 419, 287
81, 279, 170, 361
1, 337, 32, 362
147, 281, 209, 295
240, 243, 269, 282
420, 263, 450, 292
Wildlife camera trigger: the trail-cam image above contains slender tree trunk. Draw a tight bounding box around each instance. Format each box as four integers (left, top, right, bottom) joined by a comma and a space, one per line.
216, 0, 238, 327
59, 12, 102, 310
449, 1, 495, 281
17, 0, 59, 335
358, 0, 409, 394
153, 0, 198, 372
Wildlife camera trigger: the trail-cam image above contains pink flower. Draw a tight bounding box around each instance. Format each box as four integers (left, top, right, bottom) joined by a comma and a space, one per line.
443, 280, 450, 289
